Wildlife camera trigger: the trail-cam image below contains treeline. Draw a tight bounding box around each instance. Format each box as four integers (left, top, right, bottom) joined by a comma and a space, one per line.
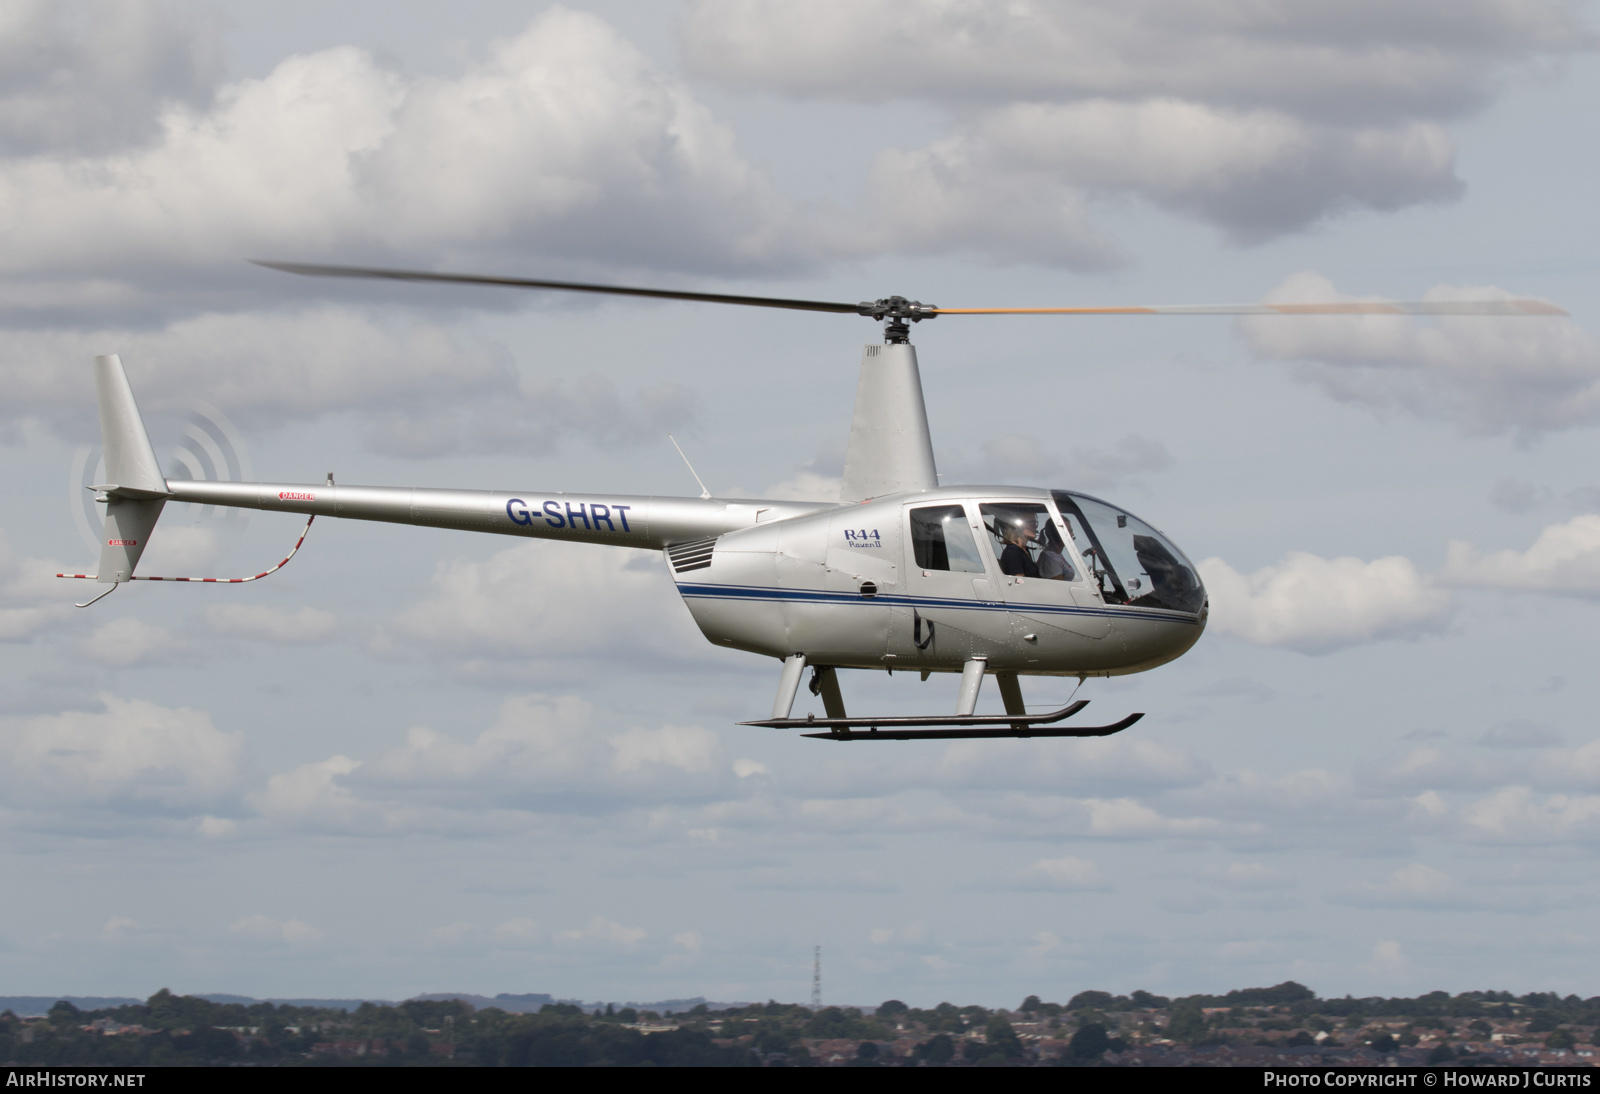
1047, 984, 1600, 1028
0, 992, 752, 1067
4, 983, 1599, 1067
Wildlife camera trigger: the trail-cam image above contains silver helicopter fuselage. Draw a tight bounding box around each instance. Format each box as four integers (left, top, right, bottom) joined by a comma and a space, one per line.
82, 338, 1206, 725
161, 478, 1205, 679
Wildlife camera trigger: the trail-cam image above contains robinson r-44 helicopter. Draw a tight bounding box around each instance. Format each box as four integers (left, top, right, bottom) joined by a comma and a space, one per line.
61, 263, 1564, 741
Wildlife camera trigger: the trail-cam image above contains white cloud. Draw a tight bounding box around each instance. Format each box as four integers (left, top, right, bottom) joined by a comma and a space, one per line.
958, 433, 1172, 491
77, 617, 178, 667
0, 307, 691, 456
1410, 790, 1451, 822
850, 102, 1459, 259
981, 791, 1231, 840
848, 137, 1117, 268
1082, 796, 1222, 837
0, 9, 797, 309
1456, 785, 1600, 843
818, 735, 1211, 796
1242, 272, 1597, 437
866, 922, 926, 946
425, 922, 478, 947
1167, 768, 1407, 853
377, 540, 711, 672
685, 1, 1587, 251
1332, 862, 1556, 913
229, 913, 324, 945
1018, 855, 1106, 890
0, 0, 222, 156
611, 725, 721, 775
1199, 550, 1453, 653
141, 691, 752, 838
132, 525, 226, 576
100, 916, 137, 940
1366, 940, 1407, 976
761, 471, 840, 503
491, 918, 540, 946
1359, 746, 1516, 791
0, 604, 59, 642
0, 527, 76, 640
250, 755, 372, 829
364, 694, 736, 807
0, 2, 1575, 321
1335, 863, 1457, 908
683, 1, 1588, 117
1442, 514, 1600, 596
555, 915, 647, 948
1529, 738, 1600, 788
205, 604, 338, 644
0, 693, 243, 812
197, 815, 235, 838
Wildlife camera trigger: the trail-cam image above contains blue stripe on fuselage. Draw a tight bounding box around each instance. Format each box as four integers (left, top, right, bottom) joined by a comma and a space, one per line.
673, 582, 1201, 626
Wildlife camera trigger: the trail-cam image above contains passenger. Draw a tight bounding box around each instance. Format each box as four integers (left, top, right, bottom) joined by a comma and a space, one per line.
998, 514, 1041, 578
1037, 522, 1075, 581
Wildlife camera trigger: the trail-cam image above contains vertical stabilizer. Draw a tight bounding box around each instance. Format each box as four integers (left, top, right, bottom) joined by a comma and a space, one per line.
839, 343, 938, 504
91, 354, 168, 582
96, 354, 165, 492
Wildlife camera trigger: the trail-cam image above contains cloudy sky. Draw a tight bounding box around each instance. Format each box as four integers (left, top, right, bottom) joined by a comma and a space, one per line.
4, 0, 1600, 1008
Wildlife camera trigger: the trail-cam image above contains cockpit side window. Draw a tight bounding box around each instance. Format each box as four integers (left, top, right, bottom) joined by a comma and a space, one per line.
908, 504, 987, 573
978, 503, 1077, 581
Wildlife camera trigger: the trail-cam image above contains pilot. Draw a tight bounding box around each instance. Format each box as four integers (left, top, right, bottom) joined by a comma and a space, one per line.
998, 513, 1041, 578
1037, 521, 1075, 581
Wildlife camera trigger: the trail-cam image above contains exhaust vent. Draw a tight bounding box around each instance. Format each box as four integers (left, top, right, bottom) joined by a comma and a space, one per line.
667, 537, 717, 574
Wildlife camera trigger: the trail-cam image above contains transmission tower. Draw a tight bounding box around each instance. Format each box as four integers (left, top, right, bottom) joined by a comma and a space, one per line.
811, 944, 821, 1009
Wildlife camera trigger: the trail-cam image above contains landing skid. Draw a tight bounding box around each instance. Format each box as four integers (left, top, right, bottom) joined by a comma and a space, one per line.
739, 701, 1144, 741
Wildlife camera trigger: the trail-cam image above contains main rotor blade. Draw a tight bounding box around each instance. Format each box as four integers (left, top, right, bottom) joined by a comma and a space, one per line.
255, 261, 1566, 319
252, 260, 865, 314
934, 300, 1567, 316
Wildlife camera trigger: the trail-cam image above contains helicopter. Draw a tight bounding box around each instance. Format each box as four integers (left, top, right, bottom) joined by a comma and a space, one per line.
60, 263, 1565, 741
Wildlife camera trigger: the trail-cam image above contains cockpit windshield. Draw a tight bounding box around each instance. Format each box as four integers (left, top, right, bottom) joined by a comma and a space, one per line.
1053, 492, 1204, 614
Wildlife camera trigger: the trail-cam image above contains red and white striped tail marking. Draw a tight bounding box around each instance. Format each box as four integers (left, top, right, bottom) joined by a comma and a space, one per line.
58, 516, 316, 583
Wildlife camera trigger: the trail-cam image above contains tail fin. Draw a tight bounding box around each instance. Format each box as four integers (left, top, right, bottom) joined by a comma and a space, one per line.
91, 354, 170, 583
839, 343, 939, 504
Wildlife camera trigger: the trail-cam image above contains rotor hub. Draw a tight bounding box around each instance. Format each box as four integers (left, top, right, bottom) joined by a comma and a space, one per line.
857, 296, 937, 344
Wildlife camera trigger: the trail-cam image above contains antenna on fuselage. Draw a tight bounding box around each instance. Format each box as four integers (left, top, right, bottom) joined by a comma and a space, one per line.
668, 434, 712, 499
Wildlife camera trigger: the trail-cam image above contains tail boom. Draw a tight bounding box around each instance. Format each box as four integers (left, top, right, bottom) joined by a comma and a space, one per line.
166, 480, 831, 550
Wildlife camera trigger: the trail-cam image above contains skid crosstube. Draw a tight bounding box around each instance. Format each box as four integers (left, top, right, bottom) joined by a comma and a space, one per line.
738, 701, 1145, 740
